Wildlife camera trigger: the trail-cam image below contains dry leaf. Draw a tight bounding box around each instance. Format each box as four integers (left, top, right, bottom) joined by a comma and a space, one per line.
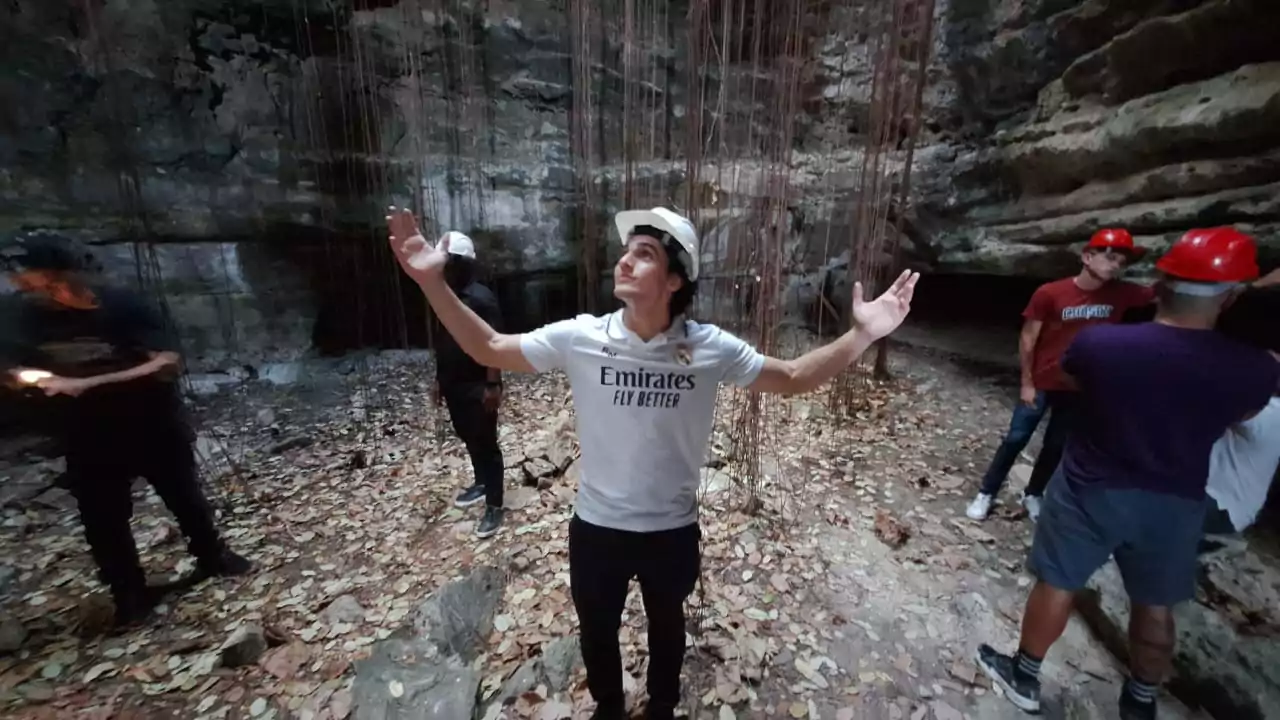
82, 662, 116, 683
261, 642, 311, 681
537, 699, 573, 720
933, 474, 965, 490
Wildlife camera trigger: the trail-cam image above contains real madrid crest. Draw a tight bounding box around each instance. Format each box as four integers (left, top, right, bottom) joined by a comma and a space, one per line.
674, 343, 692, 366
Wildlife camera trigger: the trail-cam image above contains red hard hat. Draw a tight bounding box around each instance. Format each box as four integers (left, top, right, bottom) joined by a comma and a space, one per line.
1155, 227, 1259, 283
1086, 228, 1143, 257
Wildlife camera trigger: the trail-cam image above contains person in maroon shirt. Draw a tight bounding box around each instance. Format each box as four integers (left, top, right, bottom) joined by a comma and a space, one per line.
967, 229, 1153, 521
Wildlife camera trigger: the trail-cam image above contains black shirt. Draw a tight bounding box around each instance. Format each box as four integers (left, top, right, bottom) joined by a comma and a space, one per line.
0, 285, 187, 440
434, 281, 503, 385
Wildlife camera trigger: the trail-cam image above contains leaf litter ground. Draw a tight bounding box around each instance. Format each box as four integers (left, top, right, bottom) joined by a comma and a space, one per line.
0, 346, 1138, 719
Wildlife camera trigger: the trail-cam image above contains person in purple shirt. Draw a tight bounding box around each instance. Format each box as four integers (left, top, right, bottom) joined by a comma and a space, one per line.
975, 227, 1279, 720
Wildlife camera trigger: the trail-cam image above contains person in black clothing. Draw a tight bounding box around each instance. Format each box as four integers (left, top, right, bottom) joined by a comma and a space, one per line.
432, 232, 506, 539
0, 232, 251, 629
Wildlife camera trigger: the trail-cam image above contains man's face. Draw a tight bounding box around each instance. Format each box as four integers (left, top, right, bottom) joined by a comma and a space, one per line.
613, 235, 681, 306
10, 269, 94, 308
11, 270, 61, 296
1082, 248, 1129, 281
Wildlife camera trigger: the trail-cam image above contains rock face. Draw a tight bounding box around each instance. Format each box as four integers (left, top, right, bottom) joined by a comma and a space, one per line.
1078, 555, 1280, 720
2, 0, 1278, 365
911, 0, 1280, 277
352, 566, 506, 720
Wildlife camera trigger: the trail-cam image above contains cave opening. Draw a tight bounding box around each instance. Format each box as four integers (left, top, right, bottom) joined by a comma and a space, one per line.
877, 270, 1043, 369
265, 227, 588, 356
906, 271, 1043, 331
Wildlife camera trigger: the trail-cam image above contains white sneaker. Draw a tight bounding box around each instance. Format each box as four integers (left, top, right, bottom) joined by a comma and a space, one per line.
966, 493, 994, 520
1022, 494, 1043, 522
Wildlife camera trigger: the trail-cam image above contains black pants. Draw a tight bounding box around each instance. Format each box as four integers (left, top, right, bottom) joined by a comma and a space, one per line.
66, 429, 225, 601
442, 382, 504, 507
569, 516, 700, 713
1025, 390, 1077, 498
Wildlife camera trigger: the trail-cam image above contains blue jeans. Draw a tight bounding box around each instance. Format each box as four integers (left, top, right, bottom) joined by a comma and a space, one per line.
979, 391, 1047, 496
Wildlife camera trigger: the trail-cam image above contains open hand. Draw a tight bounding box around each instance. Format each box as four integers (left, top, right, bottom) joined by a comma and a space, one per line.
387, 206, 449, 283
37, 375, 97, 397
851, 269, 920, 340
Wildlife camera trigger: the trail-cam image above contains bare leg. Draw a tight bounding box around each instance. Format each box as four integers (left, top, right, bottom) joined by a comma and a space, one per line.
977, 580, 1075, 713
1019, 580, 1075, 657
1128, 604, 1175, 683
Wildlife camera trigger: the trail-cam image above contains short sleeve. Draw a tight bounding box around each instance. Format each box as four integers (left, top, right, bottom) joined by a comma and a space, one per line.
1022, 285, 1056, 322
519, 316, 588, 373
713, 328, 766, 388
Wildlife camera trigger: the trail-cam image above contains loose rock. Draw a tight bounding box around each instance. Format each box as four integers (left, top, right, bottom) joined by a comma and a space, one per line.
221, 624, 268, 668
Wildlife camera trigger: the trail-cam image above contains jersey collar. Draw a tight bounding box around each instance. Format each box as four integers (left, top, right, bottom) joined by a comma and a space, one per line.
605, 310, 689, 349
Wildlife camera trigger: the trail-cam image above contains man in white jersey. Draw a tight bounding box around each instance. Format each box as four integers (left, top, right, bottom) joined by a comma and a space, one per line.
1203, 397, 1280, 536
387, 205, 919, 720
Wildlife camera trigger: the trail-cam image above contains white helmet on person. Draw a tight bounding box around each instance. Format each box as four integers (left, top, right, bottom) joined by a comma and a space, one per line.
441, 231, 477, 260
614, 208, 700, 281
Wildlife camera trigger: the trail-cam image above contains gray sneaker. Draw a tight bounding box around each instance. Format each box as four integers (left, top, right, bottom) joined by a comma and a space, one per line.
476, 506, 504, 539
454, 485, 486, 508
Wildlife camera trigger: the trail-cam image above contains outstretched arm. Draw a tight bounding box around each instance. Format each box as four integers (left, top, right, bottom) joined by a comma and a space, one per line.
749, 330, 877, 395
34, 351, 180, 396
387, 208, 534, 373
749, 270, 919, 395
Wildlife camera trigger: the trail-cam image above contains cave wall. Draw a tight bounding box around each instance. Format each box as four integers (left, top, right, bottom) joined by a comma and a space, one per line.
907, 0, 1280, 276
1, 0, 1278, 368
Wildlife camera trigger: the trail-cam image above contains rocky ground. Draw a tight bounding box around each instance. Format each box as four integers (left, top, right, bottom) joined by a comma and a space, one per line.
0, 342, 1270, 719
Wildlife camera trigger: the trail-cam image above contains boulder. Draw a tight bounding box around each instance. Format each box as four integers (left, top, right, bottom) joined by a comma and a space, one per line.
411, 566, 506, 663
488, 637, 582, 711
352, 636, 482, 720
354, 566, 507, 720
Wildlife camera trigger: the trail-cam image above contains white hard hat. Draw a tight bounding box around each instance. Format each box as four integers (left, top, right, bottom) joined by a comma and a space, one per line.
442, 231, 477, 260
614, 208, 700, 281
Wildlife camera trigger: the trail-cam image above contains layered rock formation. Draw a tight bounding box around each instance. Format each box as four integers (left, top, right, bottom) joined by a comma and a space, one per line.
911, 0, 1280, 277
1, 0, 1278, 364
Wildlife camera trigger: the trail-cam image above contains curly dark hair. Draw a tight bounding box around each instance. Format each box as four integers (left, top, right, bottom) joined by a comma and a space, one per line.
667, 253, 698, 318
1, 231, 102, 274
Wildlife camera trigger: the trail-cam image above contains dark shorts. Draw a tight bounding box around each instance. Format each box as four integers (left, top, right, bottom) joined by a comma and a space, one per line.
1028, 468, 1207, 607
